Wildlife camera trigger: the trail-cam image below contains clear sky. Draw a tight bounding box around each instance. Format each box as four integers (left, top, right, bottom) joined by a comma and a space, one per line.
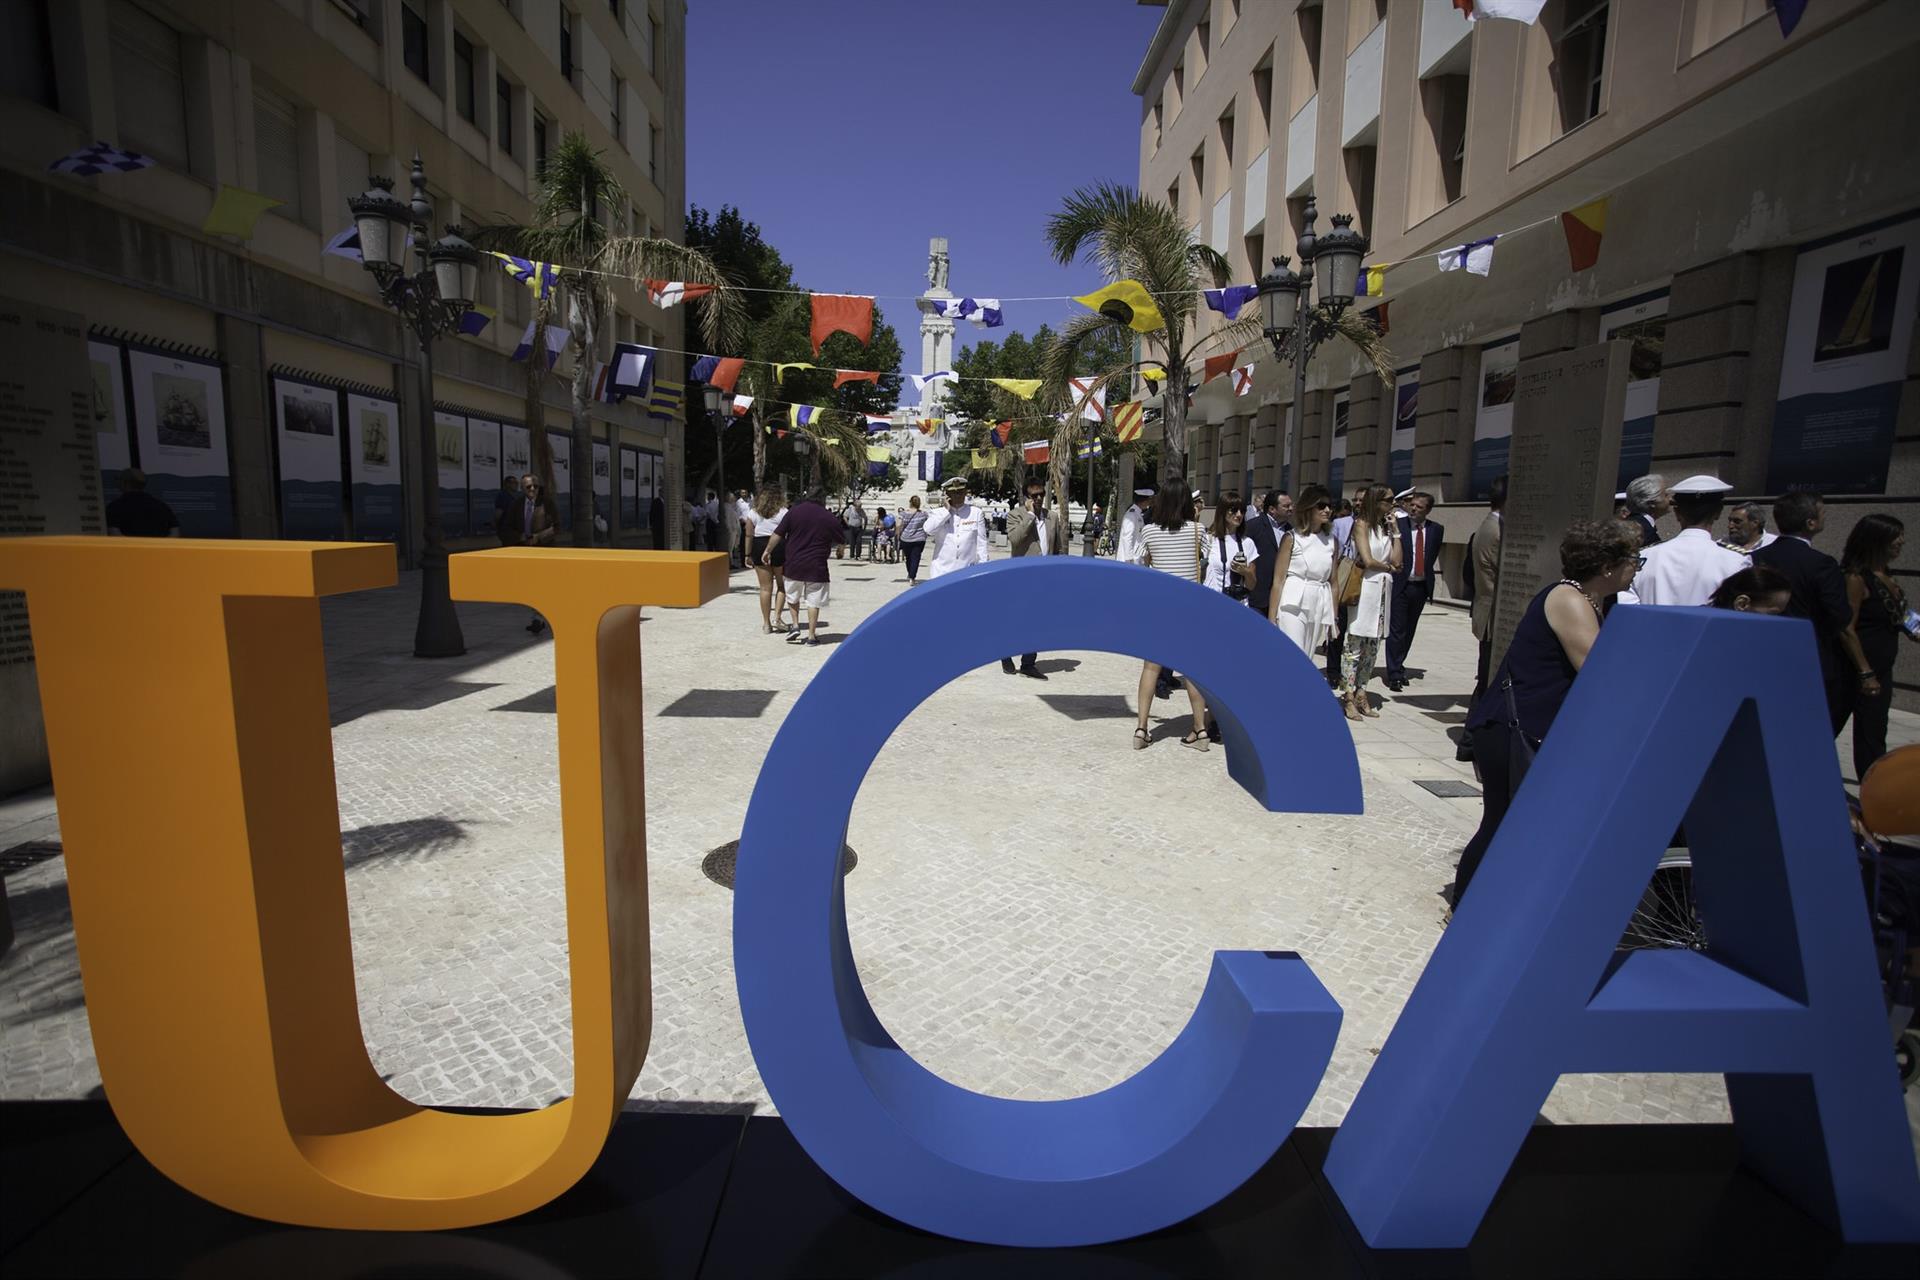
685, 0, 1169, 364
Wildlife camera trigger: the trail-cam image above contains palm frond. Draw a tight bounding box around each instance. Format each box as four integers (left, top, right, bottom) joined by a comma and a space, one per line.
592, 236, 744, 351
1188, 243, 1234, 288
1334, 311, 1395, 387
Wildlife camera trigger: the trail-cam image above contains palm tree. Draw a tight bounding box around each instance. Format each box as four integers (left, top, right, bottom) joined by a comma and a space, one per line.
476, 132, 742, 545
1040, 183, 1390, 532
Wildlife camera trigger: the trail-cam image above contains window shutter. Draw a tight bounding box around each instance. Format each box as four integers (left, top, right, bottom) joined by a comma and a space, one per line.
253, 83, 303, 223
109, 1, 190, 171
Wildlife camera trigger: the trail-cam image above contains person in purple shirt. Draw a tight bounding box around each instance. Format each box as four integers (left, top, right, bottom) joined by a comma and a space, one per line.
763, 488, 845, 646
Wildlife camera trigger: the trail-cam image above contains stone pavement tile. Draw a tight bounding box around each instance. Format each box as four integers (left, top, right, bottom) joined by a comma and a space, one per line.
2, 559, 1916, 1163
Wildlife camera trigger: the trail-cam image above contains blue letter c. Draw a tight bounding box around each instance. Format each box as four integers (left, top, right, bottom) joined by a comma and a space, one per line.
734, 558, 1363, 1246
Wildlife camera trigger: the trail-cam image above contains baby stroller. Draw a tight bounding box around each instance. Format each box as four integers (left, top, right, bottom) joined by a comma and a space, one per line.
1618, 745, 1920, 1089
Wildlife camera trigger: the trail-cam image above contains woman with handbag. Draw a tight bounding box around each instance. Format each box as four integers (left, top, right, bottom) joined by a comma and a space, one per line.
1451, 519, 1642, 907
1337, 486, 1402, 720
1202, 493, 1259, 599
1134, 488, 1213, 752
1273, 484, 1340, 659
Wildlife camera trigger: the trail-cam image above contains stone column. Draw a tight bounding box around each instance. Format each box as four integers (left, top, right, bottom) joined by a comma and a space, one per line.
1250, 401, 1281, 492
1192, 421, 1218, 501
1218, 413, 1247, 499
1344, 373, 1386, 493
1413, 346, 1467, 502
1298, 391, 1327, 487
216, 314, 277, 539
1652, 251, 1774, 492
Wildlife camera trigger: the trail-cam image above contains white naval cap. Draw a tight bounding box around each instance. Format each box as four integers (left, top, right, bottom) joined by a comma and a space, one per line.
1133, 487, 1156, 497
1393, 488, 1415, 500
1614, 491, 1628, 501
1670, 474, 1734, 495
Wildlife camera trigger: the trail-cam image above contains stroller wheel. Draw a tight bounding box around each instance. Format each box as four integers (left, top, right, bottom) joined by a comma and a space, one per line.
1897, 1028, 1920, 1090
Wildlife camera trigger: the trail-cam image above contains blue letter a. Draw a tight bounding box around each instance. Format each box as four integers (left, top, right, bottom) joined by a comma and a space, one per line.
1325, 605, 1920, 1248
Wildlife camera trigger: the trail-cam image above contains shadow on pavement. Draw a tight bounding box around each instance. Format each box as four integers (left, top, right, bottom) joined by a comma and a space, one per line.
1037, 693, 1135, 722
659, 689, 779, 718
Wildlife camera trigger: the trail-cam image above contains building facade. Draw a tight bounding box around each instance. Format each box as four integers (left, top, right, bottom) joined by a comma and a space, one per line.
1137, 0, 1920, 705
0, 0, 691, 558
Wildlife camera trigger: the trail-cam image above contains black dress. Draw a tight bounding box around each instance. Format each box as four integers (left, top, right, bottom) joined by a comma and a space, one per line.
1852, 572, 1906, 778
1454, 582, 1584, 905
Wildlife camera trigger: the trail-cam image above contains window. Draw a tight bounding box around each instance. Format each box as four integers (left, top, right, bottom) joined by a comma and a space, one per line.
329, 0, 370, 27
643, 12, 658, 73
1251, 59, 1272, 138
0, 0, 57, 110
1341, 145, 1375, 240
401, 3, 429, 83
1243, 231, 1264, 282
1216, 111, 1234, 174
1189, 149, 1204, 205
533, 112, 548, 178
1688, 0, 1774, 56
1554, 0, 1609, 130
611, 73, 623, 139
1166, 182, 1179, 216
109, 1, 190, 171
253, 83, 303, 223
453, 33, 476, 123
559, 8, 574, 85
1414, 73, 1469, 216
1290, 3, 1322, 114
1347, 0, 1386, 52
496, 75, 514, 153
647, 123, 659, 184
1195, 20, 1210, 78
1149, 97, 1163, 154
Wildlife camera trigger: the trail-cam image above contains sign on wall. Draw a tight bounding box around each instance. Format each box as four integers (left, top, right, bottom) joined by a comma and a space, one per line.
1470, 336, 1518, 501
1329, 393, 1349, 499
620, 447, 639, 529
502, 423, 531, 481
466, 418, 503, 541
89, 339, 131, 509
1390, 369, 1418, 492
1599, 291, 1668, 492
346, 392, 402, 543
433, 411, 467, 536
1767, 212, 1920, 494
272, 377, 345, 540
549, 431, 572, 527
127, 347, 233, 536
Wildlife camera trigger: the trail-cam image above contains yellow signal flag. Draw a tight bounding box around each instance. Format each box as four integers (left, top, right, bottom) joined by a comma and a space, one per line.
987, 378, 1042, 400
1072, 279, 1164, 333
201, 184, 283, 239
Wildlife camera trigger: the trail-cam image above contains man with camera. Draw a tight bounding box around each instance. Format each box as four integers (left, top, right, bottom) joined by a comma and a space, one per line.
1002, 475, 1065, 680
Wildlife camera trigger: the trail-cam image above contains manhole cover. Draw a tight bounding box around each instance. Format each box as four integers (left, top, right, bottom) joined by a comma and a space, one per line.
701, 840, 856, 890
1414, 779, 1481, 798
0, 841, 62, 875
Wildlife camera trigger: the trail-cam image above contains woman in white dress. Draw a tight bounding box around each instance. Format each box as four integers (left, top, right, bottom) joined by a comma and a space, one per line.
1273, 484, 1340, 659
1339, 484, 1403, 721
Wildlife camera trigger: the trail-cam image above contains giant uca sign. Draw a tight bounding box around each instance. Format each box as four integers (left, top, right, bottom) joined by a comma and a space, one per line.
5, 538, 1919, 1248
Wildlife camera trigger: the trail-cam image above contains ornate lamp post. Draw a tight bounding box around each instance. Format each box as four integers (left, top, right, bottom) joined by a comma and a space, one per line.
348, 154, 479, 657
1257, 197, 1369, 485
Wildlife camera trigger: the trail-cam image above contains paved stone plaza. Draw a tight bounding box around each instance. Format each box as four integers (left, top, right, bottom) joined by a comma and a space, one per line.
3, 545, 1917, 1145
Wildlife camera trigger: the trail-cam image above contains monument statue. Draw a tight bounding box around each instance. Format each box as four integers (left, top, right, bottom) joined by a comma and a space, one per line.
926, 237, 950, 293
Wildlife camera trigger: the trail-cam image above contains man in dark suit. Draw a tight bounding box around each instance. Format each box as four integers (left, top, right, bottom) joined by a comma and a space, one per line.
1001, 477, 1064, 679
1753, 491, 1875, 736
1385, 490, 1441, 692
1243, 490, 1287, 620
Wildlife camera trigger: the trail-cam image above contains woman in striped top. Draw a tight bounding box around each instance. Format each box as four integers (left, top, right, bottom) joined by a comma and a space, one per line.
1134, 488, 1212, 752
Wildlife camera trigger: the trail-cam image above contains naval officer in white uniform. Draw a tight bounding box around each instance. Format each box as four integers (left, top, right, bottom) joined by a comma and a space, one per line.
1116, 487, 1153, 565
922, 476, 990, 579
1620, 474, 1750, 607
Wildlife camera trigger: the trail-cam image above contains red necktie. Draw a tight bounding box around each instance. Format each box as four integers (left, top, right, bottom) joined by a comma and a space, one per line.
1413, 526, 1424, 578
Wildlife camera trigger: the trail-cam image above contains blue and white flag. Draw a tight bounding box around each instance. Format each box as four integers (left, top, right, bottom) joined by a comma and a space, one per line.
489, 251, 559, 300
322, 224, 411, 262
689, 354, 720, 383
1075, 438, 1104, 460
928, 297, 1004, 328
49, 142, 155, 176
1437, 236, 1497, 277
908, 371, 955, 393
1203, 284, 1259, 319
511, 320, 569, 368
456, 305, 495, 337
606, 342, 655, 397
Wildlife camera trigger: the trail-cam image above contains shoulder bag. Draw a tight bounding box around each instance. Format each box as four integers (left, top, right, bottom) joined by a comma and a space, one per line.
1502, 674, 1538, 799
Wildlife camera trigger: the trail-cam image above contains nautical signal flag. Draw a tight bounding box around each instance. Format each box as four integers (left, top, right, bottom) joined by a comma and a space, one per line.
606, 343, 654, 397
730, 394, 754, 416
866, 445, 891, 463
1022, 439, 1050, 464
1113, 399, 1145, 442
1438, 236, 1497, 276
1233, 364, 1256, 396
690, 354, 745, 393
834, 369, 882, 388
809, 293, 874, 353
201, 184, 282, 239
1076, 439, 1104, 460
1357, 264, 1387, 298
512, 321, 570, 368
456, 305, 495, 337
48, 141, 155, 176
1139, 366, 1167, 382
970, 449, 996, 470
988, 424, 1008, 447
774, 362, 813, 382
1202, 347, 1243, 385
489, 252, 559, 300
1561, 198, 1607, 272
1203, 285, 1259, 319
1068, 376, 1107, 422
789, 404, 819, 429
1073, 279, 1165, 333
863, 414, 893, 431
988, 378, 1041, 400
644, 279, 714, 308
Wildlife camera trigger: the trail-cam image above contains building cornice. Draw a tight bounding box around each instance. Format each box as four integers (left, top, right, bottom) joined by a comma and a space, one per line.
1130, 0, 1186, 98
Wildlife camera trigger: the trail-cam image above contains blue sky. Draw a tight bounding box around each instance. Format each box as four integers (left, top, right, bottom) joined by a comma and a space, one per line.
685, 0, 1168, 360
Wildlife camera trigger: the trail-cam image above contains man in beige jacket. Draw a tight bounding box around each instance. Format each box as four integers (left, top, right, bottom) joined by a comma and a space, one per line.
1001, 476, 1066, 679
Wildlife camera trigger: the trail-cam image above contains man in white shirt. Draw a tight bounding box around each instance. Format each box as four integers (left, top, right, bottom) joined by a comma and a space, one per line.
1116, 488, 1153, 564
922, 477, 990, 579
1620, 474, 1750, 607
734, 490, 754, 568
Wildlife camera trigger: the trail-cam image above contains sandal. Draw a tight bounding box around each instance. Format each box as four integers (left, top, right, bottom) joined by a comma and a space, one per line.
1132, 727, 1150, 751
1343, 692, 1366, 722
1359, 695, 1380, 718
1180, 731, 1210, 752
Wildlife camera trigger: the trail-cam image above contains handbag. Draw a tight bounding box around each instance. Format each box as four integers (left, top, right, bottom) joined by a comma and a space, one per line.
1192, 524, 1208, 585
1502, 674, 1538, 799
1223, 532, 1250, 601
1334, 556, 1362, 607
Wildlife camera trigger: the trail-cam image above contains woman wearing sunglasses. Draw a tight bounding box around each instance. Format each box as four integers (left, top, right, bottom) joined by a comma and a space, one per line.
1272, 484, 1340, 661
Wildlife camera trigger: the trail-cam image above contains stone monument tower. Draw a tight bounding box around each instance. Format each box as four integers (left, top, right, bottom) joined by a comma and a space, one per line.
918, 237, 954, 417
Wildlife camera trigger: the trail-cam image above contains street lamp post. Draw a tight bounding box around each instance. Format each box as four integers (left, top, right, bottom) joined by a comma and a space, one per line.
1256, 197, 1369, 490
348, 154, 480, 658
702, 382, 727, 564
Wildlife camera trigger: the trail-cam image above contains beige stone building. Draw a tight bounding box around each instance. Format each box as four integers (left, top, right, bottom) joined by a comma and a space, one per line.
1137, 0, 1919, 704
0, 0, 690, 555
